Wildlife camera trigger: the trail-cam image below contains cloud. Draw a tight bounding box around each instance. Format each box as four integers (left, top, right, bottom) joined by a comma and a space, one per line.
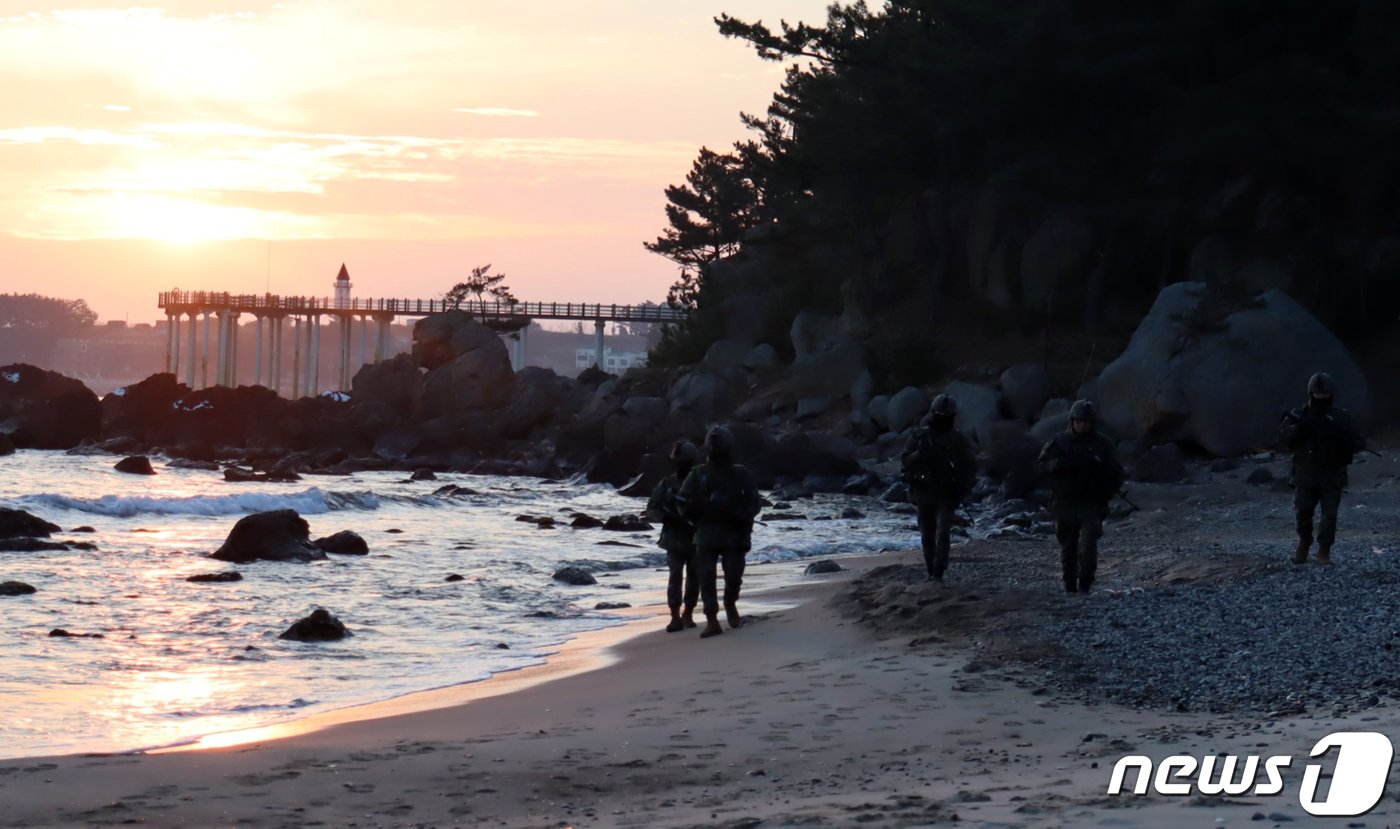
452, 107, 541, 118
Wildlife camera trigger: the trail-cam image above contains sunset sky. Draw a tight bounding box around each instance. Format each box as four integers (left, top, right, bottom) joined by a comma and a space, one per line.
0, 1, 827, 323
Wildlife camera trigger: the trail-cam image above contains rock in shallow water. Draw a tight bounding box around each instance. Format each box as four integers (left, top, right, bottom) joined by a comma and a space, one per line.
279, 608, 351, 642
211, 509, 326, 563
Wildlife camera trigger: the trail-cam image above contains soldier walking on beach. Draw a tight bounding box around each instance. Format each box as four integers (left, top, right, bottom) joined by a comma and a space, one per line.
678, 425, 762, 639
647, 440, 700, 632
1277, 372, 1365, 564
1037, 400, 1125, 594
900, 394, 977, 583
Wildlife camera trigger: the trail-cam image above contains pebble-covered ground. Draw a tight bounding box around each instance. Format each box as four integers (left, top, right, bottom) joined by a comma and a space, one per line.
839, 449, 1400, 716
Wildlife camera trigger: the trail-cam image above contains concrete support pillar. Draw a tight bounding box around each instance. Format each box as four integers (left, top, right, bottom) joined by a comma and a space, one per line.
292, 316, 303, 399
215, 311, 229, 387
302, 316, 315, 397
358, 317, 367, 375
200, 312, 211, 389
520, 322, 529, 369
165, 314, 175, 373
254, 316, 264, 388
593, 319, 605, 369
228, 313, 240, 387
375, 316, 389, 363
270, 316, 282, 395
338, 315, 351, 392
311, 316, 322, 396
185, 311, 197, 389
171, 314, 181, 378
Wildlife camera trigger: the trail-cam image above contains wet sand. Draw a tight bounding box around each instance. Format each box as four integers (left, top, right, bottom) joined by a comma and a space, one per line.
3, 544, 1396, 828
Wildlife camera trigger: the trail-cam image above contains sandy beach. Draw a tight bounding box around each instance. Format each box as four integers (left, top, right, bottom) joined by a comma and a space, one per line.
5, 515, 1400, 829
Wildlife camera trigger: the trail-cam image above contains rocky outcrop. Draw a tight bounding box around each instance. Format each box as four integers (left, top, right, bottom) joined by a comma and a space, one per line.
999, 364, 1054, 421
1093, 283, 1369, 456
211, 509, 326, 563
0, 581, 37, 596
350, 353, 421, 417
101, 372, 187, 444
0, 363, 102, 449
0, 507, 59, 539
114, 455, 156, 475
552, 566, 598, 586
313, 530, 369, 556
279, 608, 351, 642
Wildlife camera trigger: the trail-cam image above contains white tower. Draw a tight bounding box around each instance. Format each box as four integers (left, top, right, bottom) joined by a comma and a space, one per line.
333, 263, 352, 308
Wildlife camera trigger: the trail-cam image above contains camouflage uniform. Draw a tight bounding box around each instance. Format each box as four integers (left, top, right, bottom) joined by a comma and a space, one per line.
1038, 414, 1124, 593
1278, 396, 1364, 561
678, 460, 761, 622
901, 418, 977, 581
647, 472, 698, 618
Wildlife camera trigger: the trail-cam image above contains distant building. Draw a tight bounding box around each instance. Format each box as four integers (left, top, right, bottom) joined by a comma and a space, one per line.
573, 346, 647, 372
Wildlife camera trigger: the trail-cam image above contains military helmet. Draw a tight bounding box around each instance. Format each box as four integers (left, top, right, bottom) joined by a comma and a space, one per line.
1307, 372, 1335, 397
670, 440, 699, 464
1069, 399, 1098, 422
704, 425, 735, 455
929, 394, 958, 417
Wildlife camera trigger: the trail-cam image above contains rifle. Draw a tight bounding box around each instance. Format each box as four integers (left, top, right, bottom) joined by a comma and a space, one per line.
1116, 489, 1140, 513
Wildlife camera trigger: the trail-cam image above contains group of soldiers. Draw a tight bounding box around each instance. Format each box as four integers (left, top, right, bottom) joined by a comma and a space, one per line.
900, 371, 1365, 592
645, 372, 1364, 632
647, 425, 761, 639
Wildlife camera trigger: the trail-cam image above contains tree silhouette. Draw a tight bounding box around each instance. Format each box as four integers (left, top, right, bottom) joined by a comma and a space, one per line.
445, 264, 516, 309
0, 293, 98, 363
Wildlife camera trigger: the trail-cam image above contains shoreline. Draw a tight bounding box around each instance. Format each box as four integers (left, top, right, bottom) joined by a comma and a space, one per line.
2, 545, 1398, 827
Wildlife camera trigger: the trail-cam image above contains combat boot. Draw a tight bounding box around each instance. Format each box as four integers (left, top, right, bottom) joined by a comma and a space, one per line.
1292, 536, 1311, 564
665, 606, 684, 633
700, 614, 723, 639
724, 601, 742, 629
1317, 544, 1332, 565
680, 605, 696, 629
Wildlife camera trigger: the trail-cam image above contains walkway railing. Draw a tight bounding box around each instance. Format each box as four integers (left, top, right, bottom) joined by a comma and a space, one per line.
158, 291, 687, 322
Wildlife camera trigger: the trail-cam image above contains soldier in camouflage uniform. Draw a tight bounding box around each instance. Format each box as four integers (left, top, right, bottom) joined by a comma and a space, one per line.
1277, 372, 1365, 564
1037, 399, 1125, 594
648, 440, 701, 632
678, 425, 762, 639
900, 394, 978, 582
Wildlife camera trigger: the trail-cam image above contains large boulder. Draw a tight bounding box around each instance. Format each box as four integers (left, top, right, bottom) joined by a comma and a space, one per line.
702, 340, 753, 372
790, 312, 845, 359
1093, 283, 1369, 456
791, 343, 871, 401
943, 382, 1000, 440
667, 371, 737, 421
498, 367, 585, 440
0, 364, 101, 449
279, 608, 351, 642
101, 372, 188, 444
0, 507, 59, 539
411, 311, 502, 371
999, 363, 1054, 421
885, 386, 931, 433
114, 455, 156, 475
415, 344, 514, 419
211, 509, 326, 563
351, 353, 421, 416
313, 530, 369, 556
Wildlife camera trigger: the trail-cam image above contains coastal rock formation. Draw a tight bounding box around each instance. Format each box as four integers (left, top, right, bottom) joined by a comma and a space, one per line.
552, 566, 598, 586
278, 608, 351, 642
114, 455, 156, 475
0, 363, 102, 449
186, 571, 243, 583
0, 581, 37, 596
211, 509, 327, 563
100, 372, 187, 445
313, 530, 369, 556
1093, 282, 1369, 456
0, 507, 60, 539
999, 363, 1054, 421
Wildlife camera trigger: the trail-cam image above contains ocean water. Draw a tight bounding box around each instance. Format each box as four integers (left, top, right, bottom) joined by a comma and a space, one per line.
0, 451, 915, 759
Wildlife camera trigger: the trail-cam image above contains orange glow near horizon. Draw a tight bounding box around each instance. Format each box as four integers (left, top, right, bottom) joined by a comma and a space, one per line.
0, 1, 832, 321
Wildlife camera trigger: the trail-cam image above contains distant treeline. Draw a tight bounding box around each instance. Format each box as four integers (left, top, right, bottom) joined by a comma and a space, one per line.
0, 293, 97, 364
648, 0, 1400, 365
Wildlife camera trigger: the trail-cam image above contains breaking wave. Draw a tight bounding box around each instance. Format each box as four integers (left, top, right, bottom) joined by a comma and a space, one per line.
15, 488, 447, 518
